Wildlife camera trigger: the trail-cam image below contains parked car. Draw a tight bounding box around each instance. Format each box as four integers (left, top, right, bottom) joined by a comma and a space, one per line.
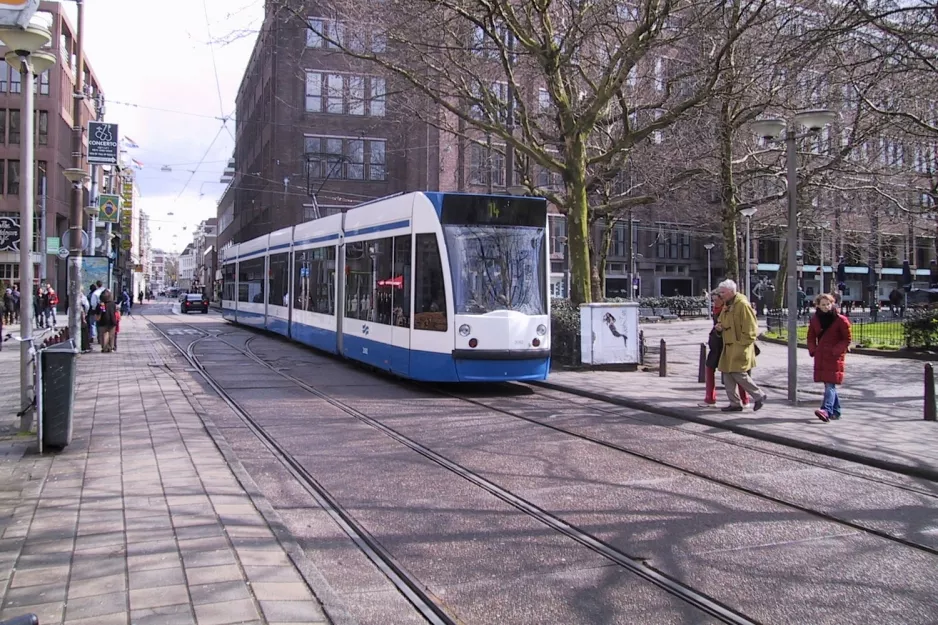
180, 293, 209, 314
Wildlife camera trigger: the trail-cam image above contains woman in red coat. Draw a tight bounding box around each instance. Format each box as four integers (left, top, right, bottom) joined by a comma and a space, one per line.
806, 293, 852, 422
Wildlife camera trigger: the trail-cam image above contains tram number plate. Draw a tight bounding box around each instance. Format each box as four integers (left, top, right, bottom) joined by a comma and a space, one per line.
166, 329, 204, 336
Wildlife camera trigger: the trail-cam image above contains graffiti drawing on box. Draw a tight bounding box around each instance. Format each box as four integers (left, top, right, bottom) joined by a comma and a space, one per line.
603, 312, 627, 347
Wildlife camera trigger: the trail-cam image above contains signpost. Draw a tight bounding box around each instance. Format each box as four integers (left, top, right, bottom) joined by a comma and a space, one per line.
0, 215, 19, 252
87, 121, 119, 165
97, 193, 121, 223
121, 239, 132, 251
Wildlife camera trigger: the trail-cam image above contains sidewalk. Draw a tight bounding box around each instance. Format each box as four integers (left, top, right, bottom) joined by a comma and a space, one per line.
544, 322, 938, 480
0, 315, 330, 624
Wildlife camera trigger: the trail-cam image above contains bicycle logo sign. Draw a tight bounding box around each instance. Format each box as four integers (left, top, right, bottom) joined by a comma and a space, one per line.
88, 121, 119, 165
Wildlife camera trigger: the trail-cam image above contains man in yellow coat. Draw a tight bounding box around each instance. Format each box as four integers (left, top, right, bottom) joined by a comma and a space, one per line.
715, 279, 767, 412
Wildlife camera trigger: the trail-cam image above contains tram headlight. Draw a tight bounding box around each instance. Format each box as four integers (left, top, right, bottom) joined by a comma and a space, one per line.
459, 324, 471, 337
536, 324, 547, 336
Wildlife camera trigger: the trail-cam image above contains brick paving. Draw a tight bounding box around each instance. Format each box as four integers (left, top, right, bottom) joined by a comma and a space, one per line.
0, 316, 329, 625
544, 319, 938, 478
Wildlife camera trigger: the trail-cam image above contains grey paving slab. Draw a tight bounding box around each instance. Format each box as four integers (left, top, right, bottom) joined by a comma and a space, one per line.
543, 320, 938, 477
0, 318, 337, 625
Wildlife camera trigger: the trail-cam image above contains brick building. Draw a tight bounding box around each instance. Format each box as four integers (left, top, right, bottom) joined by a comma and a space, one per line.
0, 1, 106, 296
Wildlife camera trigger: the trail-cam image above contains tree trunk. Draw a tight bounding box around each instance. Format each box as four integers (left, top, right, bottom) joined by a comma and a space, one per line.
718, 99, 740, 284
565, 140, 592, 305
596, 218, 615, 301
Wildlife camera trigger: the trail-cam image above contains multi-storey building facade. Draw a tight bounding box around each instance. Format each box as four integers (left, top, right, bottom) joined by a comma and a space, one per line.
178, 244, 195, 291
219, 2, 936, 302
0, 1, 107, 297
192, 218, 216, 293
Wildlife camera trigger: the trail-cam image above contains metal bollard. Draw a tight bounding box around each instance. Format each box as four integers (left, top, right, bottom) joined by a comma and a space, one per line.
925, 364, 936, 422
698, 343, 707, 383
659, 339, 667, 377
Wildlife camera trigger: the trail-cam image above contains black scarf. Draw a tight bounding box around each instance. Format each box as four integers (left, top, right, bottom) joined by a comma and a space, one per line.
817, 309, 836, 334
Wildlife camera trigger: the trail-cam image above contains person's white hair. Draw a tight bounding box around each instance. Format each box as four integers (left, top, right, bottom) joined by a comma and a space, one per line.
718, 279, 738, 292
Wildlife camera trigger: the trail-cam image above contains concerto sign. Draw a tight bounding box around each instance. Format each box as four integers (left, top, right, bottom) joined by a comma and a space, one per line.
88, 121, 119, 165
0, 215, 19, 252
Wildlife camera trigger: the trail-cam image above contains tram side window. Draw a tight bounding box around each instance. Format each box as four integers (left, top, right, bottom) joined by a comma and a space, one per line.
293, 246, 337, 314
414, 234, 447, 332
222, 263, 236, 301
392, 235, 411, 328
239, 257, 266, 303
345, 237, 393, 324
268, 253, 290, 307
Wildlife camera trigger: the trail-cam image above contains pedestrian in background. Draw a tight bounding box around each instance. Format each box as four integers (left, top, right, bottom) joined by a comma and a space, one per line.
807, 293, 852, 422
701, 290, 749, 408
715, 279, 767, 412
96, 290, 117, 353
89, 281, 104, 342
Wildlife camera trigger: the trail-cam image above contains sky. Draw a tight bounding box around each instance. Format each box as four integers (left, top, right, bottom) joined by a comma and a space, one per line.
60, 0, 263, 254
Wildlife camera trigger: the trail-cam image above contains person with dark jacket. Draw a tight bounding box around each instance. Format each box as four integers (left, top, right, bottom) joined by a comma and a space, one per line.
96, 290, 118, 353
701, 292, 749, 407
807, 293, 852, 422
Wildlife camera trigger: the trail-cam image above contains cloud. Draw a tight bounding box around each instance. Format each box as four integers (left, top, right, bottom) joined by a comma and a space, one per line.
66, 0, 261, 252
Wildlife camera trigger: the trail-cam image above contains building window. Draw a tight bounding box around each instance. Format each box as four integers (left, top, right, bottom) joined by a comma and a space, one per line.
655, 231, 690, 259
369, 140, 386, 180
36, 111, 48, 145
347, 139, 364, 179
306, 18, 324, 47
37, 70, 49, 95
9, 66, 19, 94
305, 71, 321, 112
348, 76, 365, 115
327, 20, 343, 49
469, 144, 486, 185
305, 136, 387, 181
549, 216, 567, 255
0, 61, 6, 93
325, 137, 343, 177
369, 77, 385, 117
326, 74, 343, 113
0, 110, 5, 145
8, 110, 19, 145
490, 150, 505, 186
7, 160, 19, 195
37, 161, 46, 194
0, 160, 4, 194
372, 30, 386, 53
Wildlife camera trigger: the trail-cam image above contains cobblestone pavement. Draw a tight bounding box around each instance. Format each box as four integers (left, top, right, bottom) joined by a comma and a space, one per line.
545, 319, 938, 478
0, 311, 330, 625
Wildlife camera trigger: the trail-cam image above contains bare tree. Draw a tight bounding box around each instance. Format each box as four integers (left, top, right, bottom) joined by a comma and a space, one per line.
269, 0, 773, 304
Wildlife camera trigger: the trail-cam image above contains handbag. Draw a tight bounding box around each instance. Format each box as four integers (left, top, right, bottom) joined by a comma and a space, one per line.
754, 343, 761, 356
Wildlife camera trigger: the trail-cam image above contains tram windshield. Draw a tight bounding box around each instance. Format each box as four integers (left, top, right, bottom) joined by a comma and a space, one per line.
444, 224, 547, 315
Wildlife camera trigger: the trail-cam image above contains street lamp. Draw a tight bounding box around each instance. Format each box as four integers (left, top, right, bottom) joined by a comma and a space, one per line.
0, 15, 53, 429
751, 109, 838, 405
740, 208, 757, 300
818, 221, 830, 294
703, 243, 715, 295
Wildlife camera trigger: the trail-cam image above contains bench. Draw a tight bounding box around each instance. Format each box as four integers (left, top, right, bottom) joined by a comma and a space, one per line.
655, 307, 680, 321
638, 307, 660, 323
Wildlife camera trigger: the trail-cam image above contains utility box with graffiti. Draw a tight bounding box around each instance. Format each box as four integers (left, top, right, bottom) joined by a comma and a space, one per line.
579, 302, 640, 368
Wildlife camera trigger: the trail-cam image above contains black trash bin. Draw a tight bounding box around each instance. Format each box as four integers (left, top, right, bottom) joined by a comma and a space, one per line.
40, 339, 77, 450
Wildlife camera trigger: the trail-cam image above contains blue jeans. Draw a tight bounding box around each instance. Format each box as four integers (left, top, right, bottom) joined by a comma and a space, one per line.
822, 383, 841, 416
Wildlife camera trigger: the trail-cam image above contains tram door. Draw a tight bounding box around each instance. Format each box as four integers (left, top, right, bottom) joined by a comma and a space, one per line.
389, 234, 412, 375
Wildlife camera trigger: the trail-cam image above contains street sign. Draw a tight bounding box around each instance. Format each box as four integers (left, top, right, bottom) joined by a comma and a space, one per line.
97, 193, 121, 223
0, 0, 40, 27
88, 121, 119, 165
121, 239, 132, 251
46, 236, 59, 253
57, 247, 69, 259
59, 229, 89, 251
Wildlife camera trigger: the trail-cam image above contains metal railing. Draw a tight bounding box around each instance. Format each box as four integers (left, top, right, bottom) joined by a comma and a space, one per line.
765, 312, 906, 349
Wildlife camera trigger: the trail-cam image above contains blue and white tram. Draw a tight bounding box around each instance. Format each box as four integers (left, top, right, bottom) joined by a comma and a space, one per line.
220, 191, 551, 382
